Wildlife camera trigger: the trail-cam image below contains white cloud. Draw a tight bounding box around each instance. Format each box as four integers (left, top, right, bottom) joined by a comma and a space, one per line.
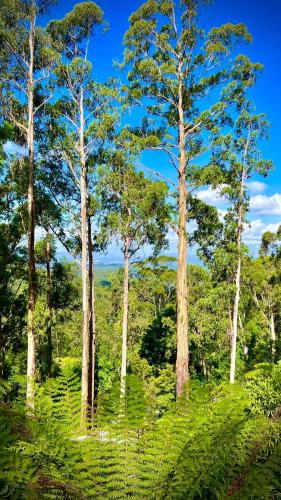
4, 141, 26, 156
243, 219, 280, 247
196, 185, 226, 207
166, 227, 178, 242
197, 182, 267, 205
249, 193, 281, 216
246, 181, 267, 195
218, 209, 227, 222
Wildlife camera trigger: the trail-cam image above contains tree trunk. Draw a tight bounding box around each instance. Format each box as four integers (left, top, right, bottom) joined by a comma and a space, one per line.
270, 309, 276, 359
79, 89, 89, 423
230, 174, 245, 384
176, 59, 189, 399
253, 292, 276, 359
46, 235, 52, 377
26, 8, 36, 412
0, 317, 5, 378
87, 216, 96, 417
0, 348, 4, 379
200, 352, 207, 378
120, 236, 130, 396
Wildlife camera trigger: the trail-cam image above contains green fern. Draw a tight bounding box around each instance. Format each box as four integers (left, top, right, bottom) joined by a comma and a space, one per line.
1, 367, 281, 499
0, 405, 37, 498
71, 375, 149, 498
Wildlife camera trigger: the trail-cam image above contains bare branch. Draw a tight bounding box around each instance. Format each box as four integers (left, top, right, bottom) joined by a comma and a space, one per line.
5, 40, 29, 70
84, 101, 109, 124
34, 94, 53, 115
171, 223, 179, 236
60, 112, 79, 131
63, 152, 80, 187
138, 161, 178, 190
147, 146, 179, 172
8, 111, 28, 135
49, 224, 81, 264
33, 71, 51, 85
0, 76, 28, 97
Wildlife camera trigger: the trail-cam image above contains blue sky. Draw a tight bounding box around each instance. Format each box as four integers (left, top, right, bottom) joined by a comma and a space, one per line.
37, 1, 281, 263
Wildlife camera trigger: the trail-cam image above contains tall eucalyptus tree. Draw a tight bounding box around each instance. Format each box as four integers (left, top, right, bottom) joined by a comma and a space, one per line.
0, 0, 58, 410
48, 2, 116, 420
210, 103, 272, 382
123, 0, 256, 397
98, 160, 170, 394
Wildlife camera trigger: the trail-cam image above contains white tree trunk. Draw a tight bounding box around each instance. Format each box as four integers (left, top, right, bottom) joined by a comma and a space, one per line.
120, 237, 130, 396
87, 216, 96, 417
26, 8, 36, 413
176, 59, 189, 399
46, 235, 52, 377
79, 89, 90, 423
270, 310, 276, 359
230, 252, 241, 383
230, 173, 245, 384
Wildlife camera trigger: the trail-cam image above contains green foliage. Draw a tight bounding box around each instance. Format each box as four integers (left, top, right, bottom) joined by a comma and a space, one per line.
245, 362, 281, 417
0, 405, 37, 498
1, 368, 281, 498
48, 2, 104, 56
123, 0, 258, 190
97, 163, 171, 259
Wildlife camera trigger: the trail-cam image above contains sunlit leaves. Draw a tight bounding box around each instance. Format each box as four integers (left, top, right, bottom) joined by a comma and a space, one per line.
207, 23, 252, 57
48, 2, 104, 57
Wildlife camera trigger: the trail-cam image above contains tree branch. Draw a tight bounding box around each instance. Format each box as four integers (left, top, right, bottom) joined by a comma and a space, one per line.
138, 161, 178, 190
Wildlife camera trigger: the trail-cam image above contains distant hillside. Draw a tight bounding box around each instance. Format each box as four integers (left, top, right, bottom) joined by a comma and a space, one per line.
94, 264, 120, 285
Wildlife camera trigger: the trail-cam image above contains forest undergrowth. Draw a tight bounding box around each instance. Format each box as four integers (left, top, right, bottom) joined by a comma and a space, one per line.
1, 362, 281, 499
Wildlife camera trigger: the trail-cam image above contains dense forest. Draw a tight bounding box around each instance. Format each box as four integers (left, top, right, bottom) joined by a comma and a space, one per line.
0, 0, 280, 498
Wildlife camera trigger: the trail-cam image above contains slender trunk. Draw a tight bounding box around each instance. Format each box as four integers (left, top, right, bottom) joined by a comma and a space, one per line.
228, 307, 233, 340
26, 8, 36, 412
79, 89, 89, 423
91, 264, 96, 413
55, 331, 59, 356
200, 352, 207, 378
46, 235, 52, 377
239, 315, 248, 358
121, 236, 130, 396
230, 250, 241, 383
270, 309, 276, 359
0, 348, 4, 379
230, 174, 245, 384
238, 314, 243, 331
253, 292, 276, 358
176, 59, 189, 399
0, 318, 5, 378
87, 216, 96, 416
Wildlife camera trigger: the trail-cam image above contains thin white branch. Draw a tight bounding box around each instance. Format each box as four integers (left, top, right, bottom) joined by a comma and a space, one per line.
63, 152, 80, 187
138, 161, 178, 190
34, 94, 53, 115
60, 112, 79, 131
8, 112, 28, 135
5, 40, 29, 69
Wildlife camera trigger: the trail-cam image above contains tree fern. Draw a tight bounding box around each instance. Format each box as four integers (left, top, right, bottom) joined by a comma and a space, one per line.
71, 375, 149, 498
228, 420, 281, 498
0, 405, 37, 498
38, 358, 81, 438
1, 368, 281, 498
